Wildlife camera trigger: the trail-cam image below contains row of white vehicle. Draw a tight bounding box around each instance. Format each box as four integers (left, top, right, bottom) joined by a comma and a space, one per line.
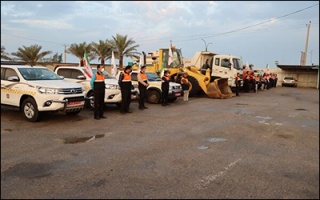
1, 64, 183, 122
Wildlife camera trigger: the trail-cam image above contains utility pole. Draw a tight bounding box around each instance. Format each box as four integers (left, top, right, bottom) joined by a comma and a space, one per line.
302, 21, 311, 66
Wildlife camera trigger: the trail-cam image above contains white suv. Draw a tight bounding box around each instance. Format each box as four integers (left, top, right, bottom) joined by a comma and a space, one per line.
1, 65, 86, 122
54, 66, 122, 108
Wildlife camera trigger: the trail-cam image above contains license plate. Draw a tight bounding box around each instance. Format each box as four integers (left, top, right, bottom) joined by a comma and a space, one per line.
68, 101, 83, 105
175, 93, 181, 97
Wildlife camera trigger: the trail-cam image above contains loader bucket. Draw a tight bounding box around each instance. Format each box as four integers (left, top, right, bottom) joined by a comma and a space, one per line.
206, 78, 234, 99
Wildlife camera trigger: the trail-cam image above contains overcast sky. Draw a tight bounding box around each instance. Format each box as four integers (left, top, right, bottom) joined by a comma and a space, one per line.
1, 1, 319, 69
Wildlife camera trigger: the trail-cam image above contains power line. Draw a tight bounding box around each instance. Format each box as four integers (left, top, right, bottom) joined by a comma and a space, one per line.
2, 33, 66, 46
174, 3, 319, 43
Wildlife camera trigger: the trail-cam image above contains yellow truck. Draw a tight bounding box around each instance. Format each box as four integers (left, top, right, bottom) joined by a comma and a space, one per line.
133, 46, 242, 99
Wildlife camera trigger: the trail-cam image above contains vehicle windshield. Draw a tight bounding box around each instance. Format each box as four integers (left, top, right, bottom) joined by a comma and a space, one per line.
146, 72, 161, 81
92, 69, 115, 79
232, 58, 242, 70
19, 68, 62, 80
284, 77, 294, 80
162, 48, 183, 68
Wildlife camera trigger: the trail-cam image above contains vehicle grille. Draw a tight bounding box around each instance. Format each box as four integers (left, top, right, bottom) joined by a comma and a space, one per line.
63, 97, 85, 102
171, 85, 181, 89
58, 87, 83, 94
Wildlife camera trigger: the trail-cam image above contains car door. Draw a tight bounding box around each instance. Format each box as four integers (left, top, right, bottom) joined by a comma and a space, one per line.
1, 67, 22, 106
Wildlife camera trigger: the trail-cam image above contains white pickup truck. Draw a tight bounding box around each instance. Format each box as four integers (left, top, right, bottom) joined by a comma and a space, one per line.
54, 66, 122, 108
1, 64, 86, 122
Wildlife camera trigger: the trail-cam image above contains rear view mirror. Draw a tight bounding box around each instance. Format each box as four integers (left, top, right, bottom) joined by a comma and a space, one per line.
8, 76, 20, 82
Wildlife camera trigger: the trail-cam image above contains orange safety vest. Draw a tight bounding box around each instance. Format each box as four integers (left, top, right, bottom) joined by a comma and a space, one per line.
121, 72, 131, 82
139, 72, 148, 81
95, 72, 104, 82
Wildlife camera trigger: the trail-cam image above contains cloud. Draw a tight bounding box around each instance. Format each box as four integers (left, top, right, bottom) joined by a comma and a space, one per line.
9, 19, 73, 29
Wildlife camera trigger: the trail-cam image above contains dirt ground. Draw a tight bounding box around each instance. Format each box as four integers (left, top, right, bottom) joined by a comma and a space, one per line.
1, 87, 319, 199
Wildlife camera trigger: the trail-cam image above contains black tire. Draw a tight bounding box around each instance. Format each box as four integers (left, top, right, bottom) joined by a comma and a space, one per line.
188, 76, 201, 97
147, 90, 161, 104
22, 97, 40, 122
86, 91, 94, 109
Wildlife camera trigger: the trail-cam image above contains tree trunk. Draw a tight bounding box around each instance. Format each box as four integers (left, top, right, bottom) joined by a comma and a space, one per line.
80, 58, 84, 66
119, 55, 124, 70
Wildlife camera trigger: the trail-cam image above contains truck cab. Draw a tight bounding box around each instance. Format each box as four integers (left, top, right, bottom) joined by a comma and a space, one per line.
184, 51, 243, 88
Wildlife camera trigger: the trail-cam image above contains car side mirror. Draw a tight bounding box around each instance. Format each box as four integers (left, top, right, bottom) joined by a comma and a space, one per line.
59, 75, 65, 79
7, 76, 20, 82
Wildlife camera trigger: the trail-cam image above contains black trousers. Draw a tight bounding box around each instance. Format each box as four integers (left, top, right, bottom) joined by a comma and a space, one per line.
120, 88, 131, 113
138, 84, 147, 108
94, 88, 105, 117
161, 89, 169, 104
235, 81, 241, 96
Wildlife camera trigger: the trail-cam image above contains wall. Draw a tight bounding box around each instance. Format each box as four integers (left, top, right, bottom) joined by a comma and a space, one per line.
255, 68, 318, 88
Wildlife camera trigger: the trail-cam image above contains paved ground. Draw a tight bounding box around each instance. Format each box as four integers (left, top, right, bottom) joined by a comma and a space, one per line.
1, 87, 319, 199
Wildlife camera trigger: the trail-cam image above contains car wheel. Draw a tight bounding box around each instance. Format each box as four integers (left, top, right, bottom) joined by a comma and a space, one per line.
147, 90, 161, 104
22, 97, 40, 122
86, 91, 94, 109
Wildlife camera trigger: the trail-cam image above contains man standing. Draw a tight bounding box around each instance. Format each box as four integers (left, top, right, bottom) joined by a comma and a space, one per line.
90, 64, 106, 120
235, 72, 241, 96
118, 65, 133, 114
180, 72, 190, 102
137, 65, 149, 110
161, 70, 171, 106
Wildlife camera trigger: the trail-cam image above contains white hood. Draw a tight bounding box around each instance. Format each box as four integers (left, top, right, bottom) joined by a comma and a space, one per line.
28, 80, 83, 88
104, 78, 118, 85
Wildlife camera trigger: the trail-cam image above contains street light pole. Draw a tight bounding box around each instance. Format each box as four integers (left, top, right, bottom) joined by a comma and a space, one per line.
206, 43, 212, 52
201, 39, 212, 52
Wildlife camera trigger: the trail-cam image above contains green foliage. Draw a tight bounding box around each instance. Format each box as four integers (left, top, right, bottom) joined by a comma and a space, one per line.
109, 34, 140, 68
1, 46, 12, 61
91, 40, 113, 65
11, 44, 52, 66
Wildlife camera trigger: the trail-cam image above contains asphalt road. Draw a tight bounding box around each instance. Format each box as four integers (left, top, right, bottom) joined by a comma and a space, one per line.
1, 87, 319, 199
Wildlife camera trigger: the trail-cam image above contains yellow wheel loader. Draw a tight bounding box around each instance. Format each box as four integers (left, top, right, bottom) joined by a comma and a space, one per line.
133, 46, 241, 99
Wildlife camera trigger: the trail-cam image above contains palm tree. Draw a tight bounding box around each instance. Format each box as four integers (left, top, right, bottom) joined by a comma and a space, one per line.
91, 40, 113, 66
41, 53, 63, 63
67, 42, 94, 66
1, 46, 12, 61
109, 34, 140, 69
11, 44, 52, 66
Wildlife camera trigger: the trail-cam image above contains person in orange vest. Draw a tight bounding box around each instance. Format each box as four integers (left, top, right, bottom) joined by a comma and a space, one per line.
181, 72, 191, 102
90, 64, 106, 120
161, 70, 171, 106
137, 65, 149, 110
118, 65, 133, 114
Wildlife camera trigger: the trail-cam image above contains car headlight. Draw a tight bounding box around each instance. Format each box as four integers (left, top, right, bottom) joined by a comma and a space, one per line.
105, 84, 120, 90
37, 87, 59, 94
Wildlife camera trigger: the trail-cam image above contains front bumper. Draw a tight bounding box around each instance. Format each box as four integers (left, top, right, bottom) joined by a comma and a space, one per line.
40, 96, 85, 112
168, 91, 182, 99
